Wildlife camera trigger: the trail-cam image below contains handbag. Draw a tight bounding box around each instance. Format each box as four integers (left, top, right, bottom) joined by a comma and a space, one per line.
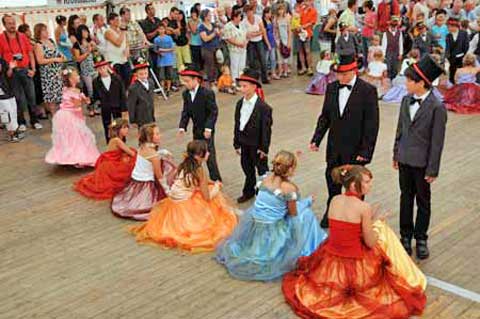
280, 42, 291, 59
0, 109, 11, 125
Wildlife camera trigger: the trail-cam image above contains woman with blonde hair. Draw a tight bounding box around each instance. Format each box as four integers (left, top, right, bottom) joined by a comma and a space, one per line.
217, 150, 327, 281
283, 164, 427, 318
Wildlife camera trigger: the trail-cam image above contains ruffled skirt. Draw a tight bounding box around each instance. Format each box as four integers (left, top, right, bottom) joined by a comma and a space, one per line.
306, 72, 336, 95
216, 198, 327, 281
282, 221, 427, 319
444, 83, 480, 114
129, 189, 238, 252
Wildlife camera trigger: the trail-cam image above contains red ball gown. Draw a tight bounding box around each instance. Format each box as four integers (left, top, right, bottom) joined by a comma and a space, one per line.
444, 73, 480, 114
282, 217, 427, 319
74, 148, 136, 200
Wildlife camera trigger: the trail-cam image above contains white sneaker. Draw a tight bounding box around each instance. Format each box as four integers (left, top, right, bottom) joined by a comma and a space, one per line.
18, 124, 27, 132
33, 123, 43, 130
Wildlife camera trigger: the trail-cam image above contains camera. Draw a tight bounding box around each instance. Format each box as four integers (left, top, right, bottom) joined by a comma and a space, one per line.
12, 53, 23, 61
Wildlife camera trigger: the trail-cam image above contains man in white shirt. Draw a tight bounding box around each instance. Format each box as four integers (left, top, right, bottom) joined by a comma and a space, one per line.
91, 14, 107, 56
233, 68, 273, 203
310, 54, 379, 228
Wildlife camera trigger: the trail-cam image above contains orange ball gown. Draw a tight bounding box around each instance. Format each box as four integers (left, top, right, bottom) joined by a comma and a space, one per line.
74, 148, 136, 200
283, 201, 427, 318
130, 173, 238, 253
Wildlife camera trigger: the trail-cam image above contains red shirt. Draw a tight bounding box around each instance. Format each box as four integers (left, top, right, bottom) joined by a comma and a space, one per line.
300, 6, 318, 39
377, 0, 400, 32
0, 32, 33, 69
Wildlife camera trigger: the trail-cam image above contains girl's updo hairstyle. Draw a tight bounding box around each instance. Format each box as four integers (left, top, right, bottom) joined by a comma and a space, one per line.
176, 140, 208, 187
271, 150, 297, 179
138, 123, 158, 147
331, 164, 372, 193
61, 67, 78, 88
108, 118, 129, 142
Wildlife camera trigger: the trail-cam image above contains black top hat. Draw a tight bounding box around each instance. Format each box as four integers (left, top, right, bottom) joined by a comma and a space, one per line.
93, 54, 111, 68
236, 68, 261, 88
178, 64, 204, 79
132, 56, 149, 71
333, 54, 358, 73
339, 22, 348, 31
409, 54, 444, 85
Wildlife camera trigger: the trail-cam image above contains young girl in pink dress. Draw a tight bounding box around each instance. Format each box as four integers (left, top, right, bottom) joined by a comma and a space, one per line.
45, 68, 100, 167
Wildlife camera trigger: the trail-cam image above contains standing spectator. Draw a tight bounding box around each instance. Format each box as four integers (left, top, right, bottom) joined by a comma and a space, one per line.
139, 3, 162, 74
431, 10, 449, 51
263, 7, 279, 80
0, 56, 22, 142
233, 0, 247, 15
250, 0, 265, 17
188, 7, 203, 67
91, 14, 107, 57
199, 9, 222, 88
67, 15, 81, 46
243, 4, 270, 84
104, 13, 131, 89
413, 21, 438, 58
362, 0, 377, 68
318, 8, 337, 53
120, 6, 148, 61
54, 15, 73, 62
0, 15, 41, 131
446, 17, 469, 83
412, 0, 430, 24
223, 10, 248, 84
275, 3, 292, 78
298, 0, 317, 76
272, 0, 292, 15
382, 16, 404, 80
72, 25, 96, 116
377, 0, 400, 33
174, 10, 192, 71
154, 24, 175, 96
338, 0, 358, 33
33, 23, 65, 115
448, 0, 466, 21
216, 6, 230, 29
464, 0, 477, 22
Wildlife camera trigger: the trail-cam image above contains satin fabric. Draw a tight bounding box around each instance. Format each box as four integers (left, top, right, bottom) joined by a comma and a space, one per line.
130, 184, 238, 253
306, 72, 336, 95
283, 219, 427, 319
216, 186, 327, 281
444, 73, 480, 114
74, 149, 136, 200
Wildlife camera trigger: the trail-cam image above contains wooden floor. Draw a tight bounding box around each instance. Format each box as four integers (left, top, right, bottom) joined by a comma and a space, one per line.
0, 75, 479, 319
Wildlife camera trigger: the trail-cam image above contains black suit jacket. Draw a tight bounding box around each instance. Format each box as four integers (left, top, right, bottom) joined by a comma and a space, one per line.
179, 86, 218, 139
446, 30, 469, 62
93, 74, 127, 115
127, 79, 155, 127
413, 32, 437, 57
311, 78, 379, 165
234, 97, 273, 154
393, 92, 447, 177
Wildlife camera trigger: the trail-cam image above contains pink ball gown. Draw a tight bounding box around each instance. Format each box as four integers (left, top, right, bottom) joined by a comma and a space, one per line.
45, 88, 100, 167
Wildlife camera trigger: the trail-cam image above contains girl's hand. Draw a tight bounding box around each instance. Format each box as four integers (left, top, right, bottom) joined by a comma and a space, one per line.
83, 97, 91, 105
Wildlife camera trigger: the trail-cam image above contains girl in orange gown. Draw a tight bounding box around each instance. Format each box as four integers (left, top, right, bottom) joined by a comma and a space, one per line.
74, 119, 136, 200
130, 140, 238, 252
283, 165, 427, 319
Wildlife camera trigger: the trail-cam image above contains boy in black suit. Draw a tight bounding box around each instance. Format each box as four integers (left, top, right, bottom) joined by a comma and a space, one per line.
92, 56, 128, 143
234, 68, 273, 203
177, 65, 222, 181
309, 55, 379, 228
393, 54, 447, 259
127, 57, 156, 128
445, 17, 469, 84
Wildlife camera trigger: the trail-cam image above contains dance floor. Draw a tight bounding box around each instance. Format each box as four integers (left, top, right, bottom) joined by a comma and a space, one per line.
0, 76, 479, 318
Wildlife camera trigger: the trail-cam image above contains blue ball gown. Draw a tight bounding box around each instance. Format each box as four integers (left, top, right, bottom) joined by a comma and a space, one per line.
216, 182, 327, 281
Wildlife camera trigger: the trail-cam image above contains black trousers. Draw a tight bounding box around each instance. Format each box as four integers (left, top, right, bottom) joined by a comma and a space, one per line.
247, 41, 268, 82
448, 57, 463, 84
399, 163, 431, 240
240, 145, 269, 197
197, 133, 222, 182
102, 109, 122, 143
12, 69, 38, 126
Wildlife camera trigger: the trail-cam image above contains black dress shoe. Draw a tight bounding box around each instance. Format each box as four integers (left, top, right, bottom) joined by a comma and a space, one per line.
416, 240, 430, 260
400, 237, 413, 255
262, 80, 271, 84
237, 194, 254, 204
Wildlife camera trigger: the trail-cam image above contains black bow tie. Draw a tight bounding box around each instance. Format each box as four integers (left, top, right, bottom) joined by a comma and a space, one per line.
339, 84, 352, 90
410, 98, 422, 105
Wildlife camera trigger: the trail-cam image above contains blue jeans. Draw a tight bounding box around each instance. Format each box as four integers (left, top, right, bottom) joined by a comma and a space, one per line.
12, 68, 38, 126
361, 36, 370, 68
265, 46, 277, 71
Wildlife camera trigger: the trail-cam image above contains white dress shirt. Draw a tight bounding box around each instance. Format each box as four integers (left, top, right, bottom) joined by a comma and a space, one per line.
100, 75, 111, 91
139, 79, 149, 91
410, 90, 430, 121
240, 93, 258, 131
189, 84, 199, 102
338, 76, 357, 116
